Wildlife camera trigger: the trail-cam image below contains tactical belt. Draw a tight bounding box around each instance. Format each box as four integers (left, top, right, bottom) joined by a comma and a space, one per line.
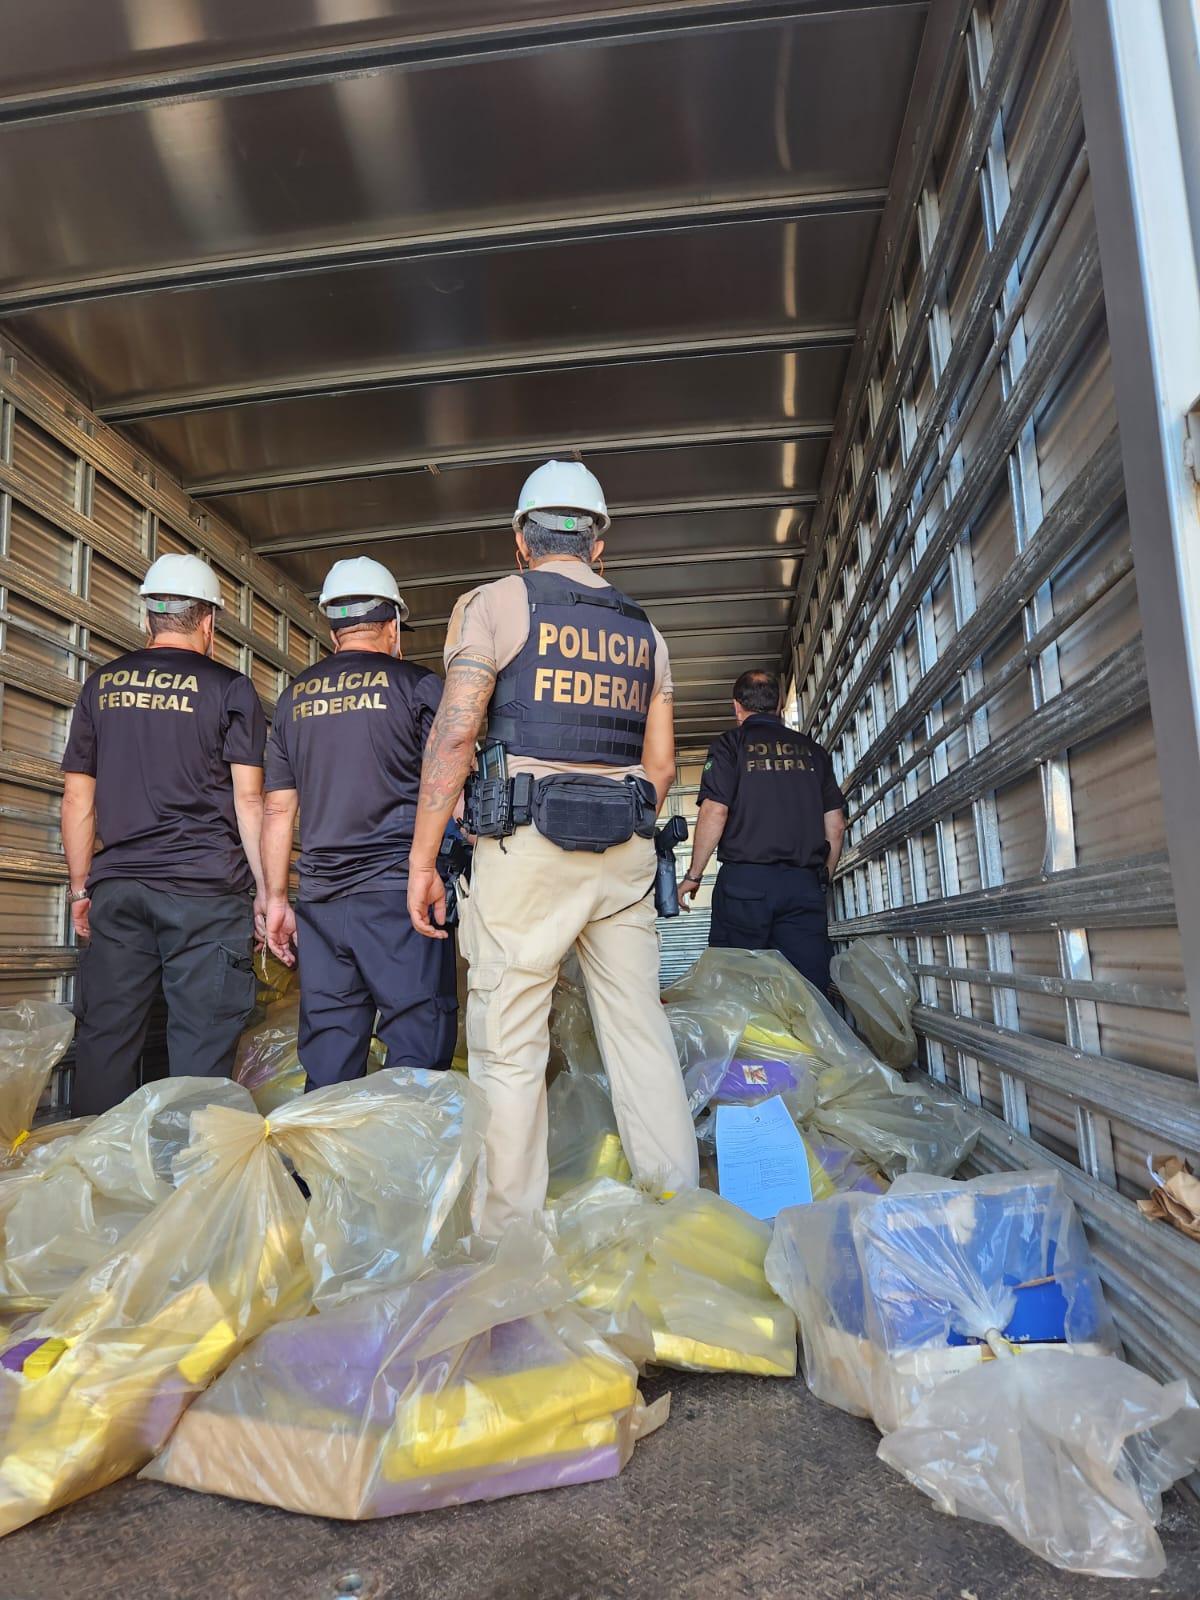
465, 771, 656, 852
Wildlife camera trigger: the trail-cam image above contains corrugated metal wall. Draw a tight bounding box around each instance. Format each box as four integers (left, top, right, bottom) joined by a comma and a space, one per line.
789, 0, 1200, 1391
0, 337, 327, 1095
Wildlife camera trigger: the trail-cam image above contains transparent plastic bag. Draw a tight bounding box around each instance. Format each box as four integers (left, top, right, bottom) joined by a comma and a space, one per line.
0, 1003, 76, 1164
665, 949, 974, 1175
664, 949, 876, 1087
830, 937, 918, 1069
0, 1077, 253, 1313
234, 996, 306, 1114
857, 1171, 1119, 1431
0, 1069, 486, 1535
254, 949, 298, 1008
805, 1131, 888, 1200
145, 1226, 664, 1518
810, 1071, 978, 1178
765, 1193, 880, 1417
550, 1180, 797, 1377
548, 972, 609, 1088
879, 1351, 1200, 1577
546, 1074, 630, 1198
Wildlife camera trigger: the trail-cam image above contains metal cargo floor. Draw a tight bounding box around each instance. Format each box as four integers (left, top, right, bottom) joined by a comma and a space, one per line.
6, 1369, 1200, 1600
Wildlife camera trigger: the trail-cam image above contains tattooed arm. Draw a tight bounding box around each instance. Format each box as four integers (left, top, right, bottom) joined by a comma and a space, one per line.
642, 687, 676, 813
407, 655, 497, 938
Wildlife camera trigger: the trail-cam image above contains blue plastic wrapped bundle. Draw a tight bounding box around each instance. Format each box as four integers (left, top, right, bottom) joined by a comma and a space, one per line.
766, 1170, 1119, 1432
856, 1172, 1119, 1430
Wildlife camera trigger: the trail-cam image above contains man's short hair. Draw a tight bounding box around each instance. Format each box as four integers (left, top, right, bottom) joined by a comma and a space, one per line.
733, 669, 781, 714
331, 618, 389, 644
522, 513, 598, 563
146, 598, 215, 638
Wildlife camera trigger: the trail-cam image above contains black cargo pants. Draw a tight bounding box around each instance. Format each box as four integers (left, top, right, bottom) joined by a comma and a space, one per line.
72, 878, 256, 1115
295, 887, 458, 1088
708, 861, 834, 993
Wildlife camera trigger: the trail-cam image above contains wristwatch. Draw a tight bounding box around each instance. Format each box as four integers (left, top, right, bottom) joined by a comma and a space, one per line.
681, 873, 702, 886
67, 888, 89, 903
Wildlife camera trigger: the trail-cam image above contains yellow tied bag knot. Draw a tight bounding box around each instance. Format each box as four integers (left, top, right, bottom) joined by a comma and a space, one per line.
9, 1129, 30, 1155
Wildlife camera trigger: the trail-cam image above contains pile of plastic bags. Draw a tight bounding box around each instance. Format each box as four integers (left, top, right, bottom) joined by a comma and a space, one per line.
546, 947, 973, 1200
767, 1170, 1200, 1577
0, 1068, 487, 1535
550, 1179, 797, 1377
665, 948, 975, 1179
147, 1226, 665, 1517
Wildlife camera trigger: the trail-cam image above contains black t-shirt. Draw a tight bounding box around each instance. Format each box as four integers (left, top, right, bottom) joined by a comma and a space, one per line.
697, 714, 846, 869
61, 647, 267, 896
265, 652, 442, 901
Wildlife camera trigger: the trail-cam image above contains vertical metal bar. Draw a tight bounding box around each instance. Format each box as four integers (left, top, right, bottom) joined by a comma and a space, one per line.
917, 174, 983, 1105
1073, 0, 1200, 1057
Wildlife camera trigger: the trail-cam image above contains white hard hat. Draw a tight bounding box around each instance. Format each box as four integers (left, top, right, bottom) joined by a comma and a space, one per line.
513, 460, 610, 534
139, 553, 224, 611
318, 556, 411, 625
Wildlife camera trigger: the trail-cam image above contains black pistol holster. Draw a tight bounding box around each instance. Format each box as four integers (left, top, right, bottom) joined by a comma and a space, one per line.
463, 770, 534, 839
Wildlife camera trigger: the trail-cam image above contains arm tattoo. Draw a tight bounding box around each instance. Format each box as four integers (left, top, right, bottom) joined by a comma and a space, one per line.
418, 658, 497, 815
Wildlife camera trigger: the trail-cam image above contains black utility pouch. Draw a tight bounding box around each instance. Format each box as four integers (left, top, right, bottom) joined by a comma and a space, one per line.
533, 775, 642, 853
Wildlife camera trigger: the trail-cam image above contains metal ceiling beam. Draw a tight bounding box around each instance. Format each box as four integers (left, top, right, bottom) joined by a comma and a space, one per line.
302, 544, 805, 596
404, 641, 776, 669
0, 2, 924, 127
0, 190, 887, 316
406, 588, 792, 632
252, 496, 814, 556
98, 326, 857, 423
189, 421, 833, 498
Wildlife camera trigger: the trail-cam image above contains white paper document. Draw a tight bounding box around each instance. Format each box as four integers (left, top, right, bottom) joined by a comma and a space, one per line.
716, 1095, 813, 1221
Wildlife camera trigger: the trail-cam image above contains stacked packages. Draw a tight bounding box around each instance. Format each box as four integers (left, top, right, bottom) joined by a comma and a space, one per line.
147, 1227, 664, 1517
551, 1180, 797, 1377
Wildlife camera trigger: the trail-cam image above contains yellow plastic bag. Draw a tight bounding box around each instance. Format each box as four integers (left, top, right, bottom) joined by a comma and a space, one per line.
254, 949, 298, 1008
0, 1068, 487, 1535
830, 937, 918, 1069
234, 996, 305, 1113
546, 1074, 630, 1198
0, 1077, 253, 1314
0, 1003, 76, 1166
235, 995, 390, 1114
550, 1181, 797, 1377
144, 1228, 664, 1518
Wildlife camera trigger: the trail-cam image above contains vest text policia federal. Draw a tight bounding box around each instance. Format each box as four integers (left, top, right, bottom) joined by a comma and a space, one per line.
487, 570, 656, 766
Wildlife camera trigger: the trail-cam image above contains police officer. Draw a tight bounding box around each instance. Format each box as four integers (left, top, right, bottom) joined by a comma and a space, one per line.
262, 557, 457, 1085
679, 668, 846, 992
407, 460, 699, 1235
60, 554, 267, 1114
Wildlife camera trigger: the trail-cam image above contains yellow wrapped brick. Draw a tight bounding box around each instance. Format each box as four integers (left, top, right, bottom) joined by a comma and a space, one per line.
145, 1229, 663, 1519
551, 1181, 798, 1378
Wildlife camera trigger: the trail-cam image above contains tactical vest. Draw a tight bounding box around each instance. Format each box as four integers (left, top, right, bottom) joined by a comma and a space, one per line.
488, 571, 656, 765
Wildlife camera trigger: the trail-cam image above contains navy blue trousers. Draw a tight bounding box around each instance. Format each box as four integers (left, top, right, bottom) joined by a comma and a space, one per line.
295, 887, 458, 1087
708, 861, 833, 994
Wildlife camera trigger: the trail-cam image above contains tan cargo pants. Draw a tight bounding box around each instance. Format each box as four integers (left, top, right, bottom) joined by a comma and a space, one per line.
458, 823, 700, 1235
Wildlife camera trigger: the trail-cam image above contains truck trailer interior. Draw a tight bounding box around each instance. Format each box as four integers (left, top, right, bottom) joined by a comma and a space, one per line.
1, 0, 1200, 1594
